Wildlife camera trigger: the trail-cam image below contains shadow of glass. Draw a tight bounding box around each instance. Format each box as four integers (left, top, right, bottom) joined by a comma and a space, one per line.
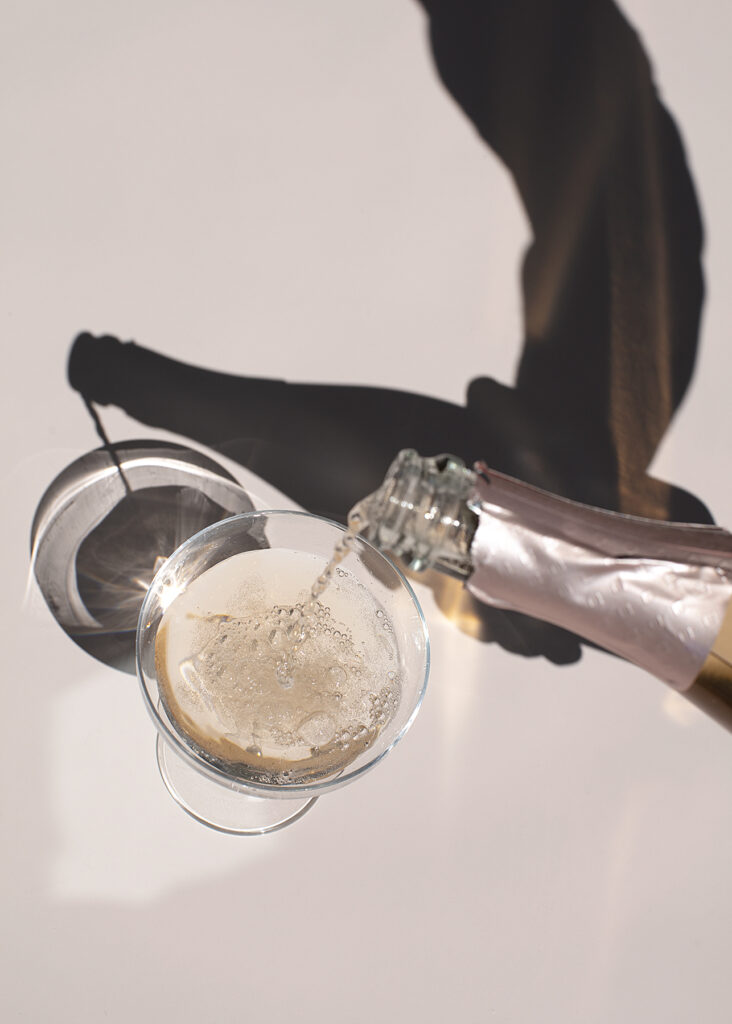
31, 443, 258, 673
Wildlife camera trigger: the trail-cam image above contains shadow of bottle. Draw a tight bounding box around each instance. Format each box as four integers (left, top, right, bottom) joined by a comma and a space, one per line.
60, 0, 713, 666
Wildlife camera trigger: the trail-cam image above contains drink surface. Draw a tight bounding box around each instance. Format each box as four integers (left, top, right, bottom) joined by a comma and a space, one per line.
155, 547, 401, 784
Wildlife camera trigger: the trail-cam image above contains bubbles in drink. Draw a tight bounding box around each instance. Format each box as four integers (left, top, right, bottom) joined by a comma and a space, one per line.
155, 546, 401, 784
329, 665, 346, 686
297, 710, 336, 747
308, 527, 360, 602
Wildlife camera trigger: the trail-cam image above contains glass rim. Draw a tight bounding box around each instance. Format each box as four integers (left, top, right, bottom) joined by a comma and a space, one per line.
136, 508, 430, 798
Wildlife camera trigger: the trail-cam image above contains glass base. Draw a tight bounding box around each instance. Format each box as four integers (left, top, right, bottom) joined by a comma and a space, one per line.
156, 736, 318, 835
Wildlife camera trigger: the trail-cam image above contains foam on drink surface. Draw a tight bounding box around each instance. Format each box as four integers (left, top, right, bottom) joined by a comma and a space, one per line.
155, 545, 401, 785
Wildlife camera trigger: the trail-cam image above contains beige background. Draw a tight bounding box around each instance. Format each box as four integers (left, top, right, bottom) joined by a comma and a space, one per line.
4, 2, 732, 1021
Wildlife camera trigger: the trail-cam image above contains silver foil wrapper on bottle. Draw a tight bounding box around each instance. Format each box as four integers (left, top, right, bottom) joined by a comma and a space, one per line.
467, 463, 732, 693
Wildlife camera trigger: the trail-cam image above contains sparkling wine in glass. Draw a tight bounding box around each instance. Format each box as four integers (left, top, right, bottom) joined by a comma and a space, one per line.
136, 510, 430, 834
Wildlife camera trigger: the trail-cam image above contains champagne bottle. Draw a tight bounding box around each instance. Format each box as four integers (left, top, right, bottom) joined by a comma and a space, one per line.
352, 450, 732, 730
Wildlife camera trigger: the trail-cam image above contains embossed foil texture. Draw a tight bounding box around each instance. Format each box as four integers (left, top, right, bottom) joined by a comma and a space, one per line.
467, 467, 732, 690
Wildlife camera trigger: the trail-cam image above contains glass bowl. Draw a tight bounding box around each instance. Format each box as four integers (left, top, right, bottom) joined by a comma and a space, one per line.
136, 510, 429, 833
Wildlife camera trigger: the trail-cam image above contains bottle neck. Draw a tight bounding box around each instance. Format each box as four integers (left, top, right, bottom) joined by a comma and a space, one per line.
467, 464, 732, 692
355, 450, 732, 712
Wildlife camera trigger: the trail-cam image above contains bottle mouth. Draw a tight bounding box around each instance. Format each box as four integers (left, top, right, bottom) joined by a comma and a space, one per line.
348, 449, 478, 576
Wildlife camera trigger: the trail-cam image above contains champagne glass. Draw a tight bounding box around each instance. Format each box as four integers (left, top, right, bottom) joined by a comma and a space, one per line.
136, 510, 430, 834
